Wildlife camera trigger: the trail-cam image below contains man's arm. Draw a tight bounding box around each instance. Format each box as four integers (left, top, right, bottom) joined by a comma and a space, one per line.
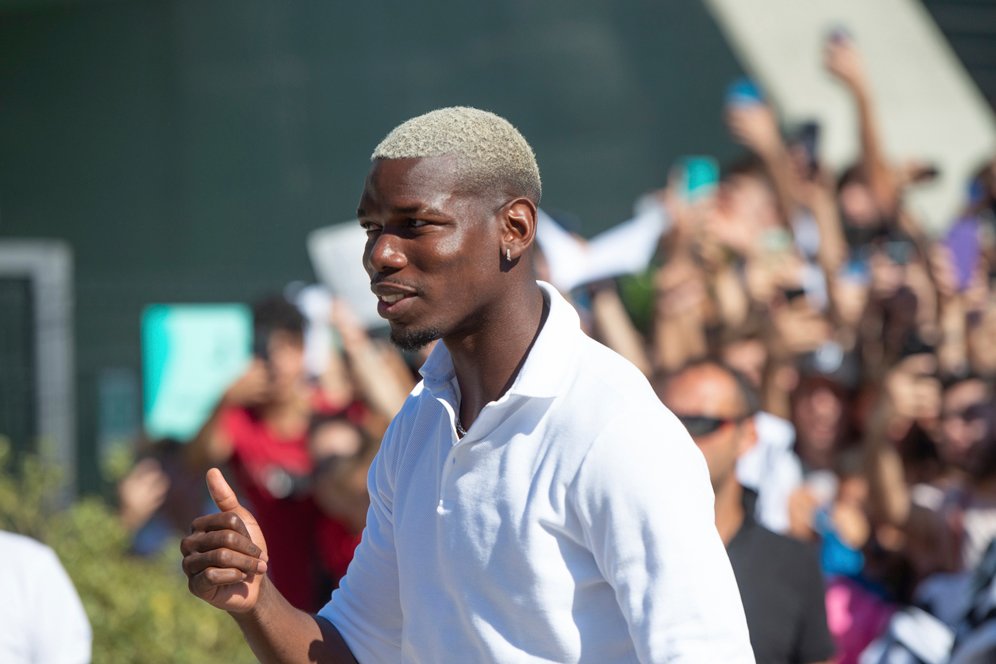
181, 469, 357, 664
231, 579, 356, 664
572, 407, 755, 662
825, 37, 898, 215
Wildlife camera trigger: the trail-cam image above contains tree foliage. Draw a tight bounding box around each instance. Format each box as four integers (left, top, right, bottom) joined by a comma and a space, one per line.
0, 441, 254, 663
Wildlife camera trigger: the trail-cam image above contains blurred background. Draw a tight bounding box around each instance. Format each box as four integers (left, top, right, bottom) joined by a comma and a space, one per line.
2, 0, 996, 661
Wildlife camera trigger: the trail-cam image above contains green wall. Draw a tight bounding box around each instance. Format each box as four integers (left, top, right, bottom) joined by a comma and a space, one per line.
0, 0, 744, 491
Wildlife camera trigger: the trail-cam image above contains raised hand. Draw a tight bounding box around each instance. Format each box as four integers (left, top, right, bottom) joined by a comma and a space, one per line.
180, 468, 269, 613
222, 360, 271, 407
824, 37, 868, 94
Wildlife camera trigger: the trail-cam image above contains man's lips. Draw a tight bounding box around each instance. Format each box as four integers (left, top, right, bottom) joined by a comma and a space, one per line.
371, 281, 418, 313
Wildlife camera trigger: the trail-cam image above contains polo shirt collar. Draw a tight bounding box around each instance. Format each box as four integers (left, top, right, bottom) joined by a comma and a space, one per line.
419, 280, 579, 399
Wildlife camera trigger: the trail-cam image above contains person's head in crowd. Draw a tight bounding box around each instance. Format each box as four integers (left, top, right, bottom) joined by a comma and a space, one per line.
836, 164, 891, 248
718, 155, 782, 237
938, 374, 995, 479
118, 438, 206, 550
792, 346, 861, 472
866, 229, 920, 301
361, 106, 541, 352
654, 361, 759, 495
716, 320, 768, 390
252, 295, 308, 401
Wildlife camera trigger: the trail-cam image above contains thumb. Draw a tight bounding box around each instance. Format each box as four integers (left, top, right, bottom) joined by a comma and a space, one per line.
206, 467, 241, 512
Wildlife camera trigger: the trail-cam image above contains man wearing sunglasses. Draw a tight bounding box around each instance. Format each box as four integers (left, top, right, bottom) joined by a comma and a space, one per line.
656, 361, 835, 664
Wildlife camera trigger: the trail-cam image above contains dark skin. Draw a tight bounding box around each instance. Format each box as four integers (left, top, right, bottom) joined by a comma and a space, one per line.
180, 154, 544, 663
362, 155, 545, 428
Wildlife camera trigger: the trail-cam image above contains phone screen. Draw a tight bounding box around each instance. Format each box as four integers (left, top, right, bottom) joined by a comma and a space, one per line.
946, 217, 980, 291
725, 77, 763, 107
679, 156, 718, 202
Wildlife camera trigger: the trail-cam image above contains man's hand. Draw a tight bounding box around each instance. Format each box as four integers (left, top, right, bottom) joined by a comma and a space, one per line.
181, 469, 269, 613
223, 361, 271, 407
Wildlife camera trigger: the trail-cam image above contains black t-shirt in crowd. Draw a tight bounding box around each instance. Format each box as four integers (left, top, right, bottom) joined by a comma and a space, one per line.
727, 490, 836, 664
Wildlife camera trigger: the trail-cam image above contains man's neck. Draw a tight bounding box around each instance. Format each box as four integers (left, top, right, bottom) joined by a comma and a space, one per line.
714, 480, 746, 546
448, 283, 547, 430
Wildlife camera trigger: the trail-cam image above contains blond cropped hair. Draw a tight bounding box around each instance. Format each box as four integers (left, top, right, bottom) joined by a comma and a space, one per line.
372, 106, 541, 203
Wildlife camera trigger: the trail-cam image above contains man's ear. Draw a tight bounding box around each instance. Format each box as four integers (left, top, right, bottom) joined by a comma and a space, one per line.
738, 415, 758, 457
501, 198, 537, 262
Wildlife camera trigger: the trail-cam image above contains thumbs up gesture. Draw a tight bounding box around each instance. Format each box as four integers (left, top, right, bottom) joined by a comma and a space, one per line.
181, 468, 269, 613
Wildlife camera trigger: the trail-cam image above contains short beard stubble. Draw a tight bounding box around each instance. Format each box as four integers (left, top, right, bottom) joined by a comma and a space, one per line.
390, 325, 443, 352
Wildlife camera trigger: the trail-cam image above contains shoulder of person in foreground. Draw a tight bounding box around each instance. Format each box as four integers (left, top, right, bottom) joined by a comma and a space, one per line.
0, 530, 92, 664
565, 389, 755, 663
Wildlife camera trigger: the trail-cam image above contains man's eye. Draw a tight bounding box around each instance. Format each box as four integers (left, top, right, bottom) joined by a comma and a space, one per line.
407, 218, 429, 229
359, 221, 380, 233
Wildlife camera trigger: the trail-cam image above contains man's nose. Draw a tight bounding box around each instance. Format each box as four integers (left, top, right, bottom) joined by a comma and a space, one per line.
365, 231, 407, 274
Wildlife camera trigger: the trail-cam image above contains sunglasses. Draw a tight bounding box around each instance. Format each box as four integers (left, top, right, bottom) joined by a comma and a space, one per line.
675, 413, 750, 437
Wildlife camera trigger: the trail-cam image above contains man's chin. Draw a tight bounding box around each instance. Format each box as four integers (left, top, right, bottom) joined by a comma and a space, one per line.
389, 325, 442, 352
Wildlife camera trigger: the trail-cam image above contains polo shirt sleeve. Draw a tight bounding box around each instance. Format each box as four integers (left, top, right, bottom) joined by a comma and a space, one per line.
571, 406, 755, 663
318, 423, 404, 663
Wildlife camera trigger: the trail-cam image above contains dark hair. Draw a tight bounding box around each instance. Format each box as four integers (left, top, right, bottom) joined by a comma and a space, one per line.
721, 153, 769, 184
658, 359, 761, 418
252, 295, 305, 337
939, 371, 994, 395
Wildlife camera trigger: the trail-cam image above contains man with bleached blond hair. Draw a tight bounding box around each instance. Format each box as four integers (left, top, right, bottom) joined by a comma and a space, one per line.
181, 106, 754, 663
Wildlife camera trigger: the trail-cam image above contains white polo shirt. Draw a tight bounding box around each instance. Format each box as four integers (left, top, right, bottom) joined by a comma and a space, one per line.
320, 282, 753, 663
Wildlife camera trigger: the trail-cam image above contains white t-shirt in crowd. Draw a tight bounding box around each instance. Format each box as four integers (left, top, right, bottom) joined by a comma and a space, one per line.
0, 531, 92, 664
737, 411, 804, 534
320, 282, 754, 663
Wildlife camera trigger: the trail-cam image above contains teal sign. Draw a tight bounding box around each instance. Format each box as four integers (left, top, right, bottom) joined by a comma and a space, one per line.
141, 304, 251, 441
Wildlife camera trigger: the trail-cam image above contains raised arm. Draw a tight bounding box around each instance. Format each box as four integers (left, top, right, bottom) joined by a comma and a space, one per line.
862, 355, 940, 528
181, 469, 357, 663
331, 299, 413, 421
725, 101, 798, 226
588, 280, 652, 377
825, 36, 898, 215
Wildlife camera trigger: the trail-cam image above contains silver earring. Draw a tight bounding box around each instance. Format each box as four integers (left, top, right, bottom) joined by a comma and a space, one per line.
506, 248, 511, 262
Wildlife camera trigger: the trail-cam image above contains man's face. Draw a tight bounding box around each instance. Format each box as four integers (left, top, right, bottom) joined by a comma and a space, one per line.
939, 378, 990, 471
358, 156, 504, 351
718, 174, 779, 232
266, 330, 306, 399
658, 366, 756, 492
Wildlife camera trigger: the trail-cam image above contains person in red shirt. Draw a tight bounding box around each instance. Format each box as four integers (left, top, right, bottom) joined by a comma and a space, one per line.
187, 295, 361, 611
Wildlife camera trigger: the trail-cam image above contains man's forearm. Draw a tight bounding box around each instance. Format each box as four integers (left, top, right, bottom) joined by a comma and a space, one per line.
232, 578, 356, 664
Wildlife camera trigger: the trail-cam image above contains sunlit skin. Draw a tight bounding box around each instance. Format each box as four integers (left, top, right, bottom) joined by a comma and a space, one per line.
358, 155, 545, 429
179, 154, 550, 660
658, 365, 757, 544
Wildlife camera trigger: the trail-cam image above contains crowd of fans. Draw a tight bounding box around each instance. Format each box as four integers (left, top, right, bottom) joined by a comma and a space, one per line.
113, 34, 996, 663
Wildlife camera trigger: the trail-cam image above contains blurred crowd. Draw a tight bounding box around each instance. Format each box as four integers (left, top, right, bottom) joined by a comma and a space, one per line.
112, 34, 996, 663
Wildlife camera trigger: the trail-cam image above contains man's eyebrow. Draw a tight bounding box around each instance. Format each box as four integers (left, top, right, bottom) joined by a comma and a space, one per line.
390, 204, 449, 217
356, 203, 450, 218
